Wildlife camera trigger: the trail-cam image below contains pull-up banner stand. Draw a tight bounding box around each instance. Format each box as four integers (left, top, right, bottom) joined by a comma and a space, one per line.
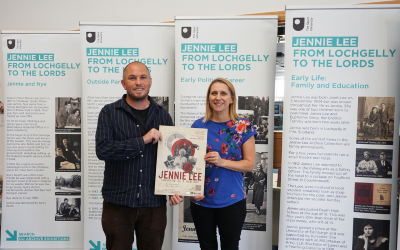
280, 5, 400, 250
174, 16, 277, 250
1, 31, 83, 248
79, 22, 174, 250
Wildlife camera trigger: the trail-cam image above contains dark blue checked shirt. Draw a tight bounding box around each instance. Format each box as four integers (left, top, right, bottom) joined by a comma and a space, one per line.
96, 94, 173, 208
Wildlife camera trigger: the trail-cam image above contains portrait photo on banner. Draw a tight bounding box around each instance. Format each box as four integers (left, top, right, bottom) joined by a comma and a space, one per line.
55, 197, 81, 221
55, 134, 81, 172
242, 152, 268, 231
354, 148, 393, 178
356, 97, 395, 145
352, 218, 389, 250
55, 97, 81, 133
237, 96, 269, 144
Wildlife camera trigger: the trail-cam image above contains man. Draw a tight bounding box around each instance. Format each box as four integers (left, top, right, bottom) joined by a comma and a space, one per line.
375, 151, 392, 178
379, 103, 389, 139
56, 101, 71, 128
58, 198, 70, 215
253, 106, 261, 127
96, 62, 178, 250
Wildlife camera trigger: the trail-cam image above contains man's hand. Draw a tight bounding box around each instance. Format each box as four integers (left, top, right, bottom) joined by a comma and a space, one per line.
169, 194, 183, 206
143, 128, 163, 144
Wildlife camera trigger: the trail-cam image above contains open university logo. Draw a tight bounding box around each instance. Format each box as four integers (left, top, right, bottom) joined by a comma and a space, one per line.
7, 39, 15, 49
293, 18, 305, 31
181, 27, 191, 39
86, 32, 96, 43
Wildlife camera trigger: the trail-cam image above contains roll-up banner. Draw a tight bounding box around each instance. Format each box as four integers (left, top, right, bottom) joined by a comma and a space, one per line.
280, 5, 400, 250
79, 22, 174, 250
174, 16, 277, 249
1, 31, 83, 248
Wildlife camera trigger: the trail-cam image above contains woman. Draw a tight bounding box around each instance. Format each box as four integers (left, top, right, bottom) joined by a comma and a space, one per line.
66, 108, 81, 127
354, 220, 388, 250
356, 151, 378, 174
363, 106, 379, 140
251, 163, 266, 215
171, 78, 257, 250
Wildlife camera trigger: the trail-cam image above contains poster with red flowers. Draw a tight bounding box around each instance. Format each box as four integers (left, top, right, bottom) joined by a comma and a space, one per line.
155, 125, 207, 196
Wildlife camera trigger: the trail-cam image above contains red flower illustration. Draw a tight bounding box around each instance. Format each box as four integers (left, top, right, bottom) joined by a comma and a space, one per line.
209, 187, 216, 196
236, 120, 248, 134
182, 163, 194, 173
221, 143, 227, 154
215, 139, 219, 142
226, 120, 236, 128
231, 194, 236, 198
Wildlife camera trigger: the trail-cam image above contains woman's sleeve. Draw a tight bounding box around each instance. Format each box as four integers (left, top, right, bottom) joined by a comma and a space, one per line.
191, 119, 202, 129
241, 118, 258, 144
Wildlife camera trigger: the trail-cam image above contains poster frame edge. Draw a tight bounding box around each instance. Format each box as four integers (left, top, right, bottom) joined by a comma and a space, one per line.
1, 30, 79, 34
175, 15, 279, 21
286, 4, 400, 10
79, 21, 175, 26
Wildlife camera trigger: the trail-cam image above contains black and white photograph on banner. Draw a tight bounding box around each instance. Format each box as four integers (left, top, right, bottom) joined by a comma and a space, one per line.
356, 97, 395, 145
55, 134, 81, 172
55, 197, 81, 221
353, 182, 391, 214
355, 148, 393, 178
256, 117, 268, 144
152, 96, 169, 112
178, 196, 199, 243
55, 97, 81, 133
243, 152, 268, 231
55, 173, 82, 195
183, 196, 194, 223
0, 100, 4, 126
352, 218, 389, 250
237, 96, 269, 144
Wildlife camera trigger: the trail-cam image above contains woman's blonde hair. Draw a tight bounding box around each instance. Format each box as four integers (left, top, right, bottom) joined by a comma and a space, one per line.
203, 78, 240, 122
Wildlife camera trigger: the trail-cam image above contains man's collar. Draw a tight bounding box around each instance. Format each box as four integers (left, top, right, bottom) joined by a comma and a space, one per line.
118, 94, 160, 110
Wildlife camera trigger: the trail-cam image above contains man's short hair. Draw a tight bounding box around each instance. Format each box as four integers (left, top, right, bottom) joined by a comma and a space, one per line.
65, 101, 71, 106
64, 198, 69, 201
122, 61, 151, 79
380, 152, 386, 156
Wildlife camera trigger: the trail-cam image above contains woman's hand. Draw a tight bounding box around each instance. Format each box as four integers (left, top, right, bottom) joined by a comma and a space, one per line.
191, 196, 205, 201
358, 234, 368, 241
205, 152, 224, 167
358, 234, 369, 250
169, 194, 183, 206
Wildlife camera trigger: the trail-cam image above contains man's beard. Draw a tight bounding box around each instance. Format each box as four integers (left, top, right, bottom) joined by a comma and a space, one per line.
127, 92, 148, 102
